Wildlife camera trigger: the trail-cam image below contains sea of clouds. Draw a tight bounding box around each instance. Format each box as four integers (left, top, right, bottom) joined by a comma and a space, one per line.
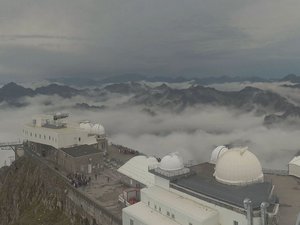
1, 81, 299, 169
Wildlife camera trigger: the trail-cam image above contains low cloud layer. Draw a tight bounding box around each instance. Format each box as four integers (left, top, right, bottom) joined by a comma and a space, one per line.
208, 81, 300, 106
0, 92, 298, 169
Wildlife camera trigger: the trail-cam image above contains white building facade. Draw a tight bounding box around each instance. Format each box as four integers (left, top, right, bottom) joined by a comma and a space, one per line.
122, 150, 279, 225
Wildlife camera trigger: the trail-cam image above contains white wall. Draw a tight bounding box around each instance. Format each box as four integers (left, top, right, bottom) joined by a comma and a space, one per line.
23, 125, 97, 149
141, 188, 218, 225
289, 163, 300, 178
154, 176, 170, 189
170, 187, 261, 225
23, 125, 59, 148
122, 211, 146, 225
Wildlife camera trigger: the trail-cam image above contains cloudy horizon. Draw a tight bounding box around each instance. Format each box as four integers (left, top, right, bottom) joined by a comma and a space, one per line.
1, 0, 300, 82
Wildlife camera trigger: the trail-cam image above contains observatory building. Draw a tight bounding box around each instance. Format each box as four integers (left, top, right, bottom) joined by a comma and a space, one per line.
121, 148, 279, 225
22, 113, 107, 174
288, 156, 300, 178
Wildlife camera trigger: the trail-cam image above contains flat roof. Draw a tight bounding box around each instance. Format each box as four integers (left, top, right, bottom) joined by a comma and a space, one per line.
61, 145, 101, 157
142, 186, 218, 221
171, 163, 274, 210
123, 202, 181, 225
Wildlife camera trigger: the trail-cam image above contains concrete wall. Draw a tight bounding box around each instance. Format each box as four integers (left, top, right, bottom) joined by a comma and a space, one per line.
23, 125, 97, 149
155, 176, 170, 189
289, 164, 300, 178
56, 149, 102, 174
170, 187, 261, 225
23, 147, 122, 225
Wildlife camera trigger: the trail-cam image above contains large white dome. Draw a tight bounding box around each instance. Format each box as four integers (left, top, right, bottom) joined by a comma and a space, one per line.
214, 147, 264, 186
210, 145, 228, 164
91, 123, 105, 135
159, 153, 184, 171
80, 122, 105, 135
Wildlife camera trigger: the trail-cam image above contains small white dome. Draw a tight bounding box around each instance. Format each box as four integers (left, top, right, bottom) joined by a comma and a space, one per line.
91, 123, 105, 135
214, 147, 264, 186
159, 153, 184, 171
80, 122, 105, 135
148, 156, 159, 165
210, 145, 228, 164
80, 122, 92, 130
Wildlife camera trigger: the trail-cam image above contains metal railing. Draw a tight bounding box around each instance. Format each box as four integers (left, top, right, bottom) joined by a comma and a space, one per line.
262, 168, 289, 176
0, 141, 23, 148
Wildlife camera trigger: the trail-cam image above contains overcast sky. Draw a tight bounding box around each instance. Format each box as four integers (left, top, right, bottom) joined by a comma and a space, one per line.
1, 0, 300, 82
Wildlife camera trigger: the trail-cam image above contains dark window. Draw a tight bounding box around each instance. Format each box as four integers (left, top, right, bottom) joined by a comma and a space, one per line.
167, 211, 170, 216
79, 137, 81, 142
234, 221, 238, 225
130, 219, 134, 225
171, 214, 175, 219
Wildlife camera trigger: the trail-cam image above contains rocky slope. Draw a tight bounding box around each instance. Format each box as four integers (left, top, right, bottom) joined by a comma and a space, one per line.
0, 157, 80, 225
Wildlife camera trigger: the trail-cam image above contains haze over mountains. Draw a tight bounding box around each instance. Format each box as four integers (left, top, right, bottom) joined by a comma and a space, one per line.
1, 74, 300, 169
1, 74, 300, 126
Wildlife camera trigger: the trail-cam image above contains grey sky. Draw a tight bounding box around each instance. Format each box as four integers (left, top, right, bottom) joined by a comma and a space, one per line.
1, 0, 300, 81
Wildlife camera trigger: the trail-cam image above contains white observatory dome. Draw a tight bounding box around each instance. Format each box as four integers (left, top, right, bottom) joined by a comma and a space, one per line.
80, 122, 92, 130
80, 122, 105, 135
91, 123, 105, 135
214, 147, 264, 186
210, 145, 228, 164
159, 153, 184, 171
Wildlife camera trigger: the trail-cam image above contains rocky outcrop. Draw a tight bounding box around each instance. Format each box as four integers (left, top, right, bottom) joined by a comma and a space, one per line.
0, 157, 78, 225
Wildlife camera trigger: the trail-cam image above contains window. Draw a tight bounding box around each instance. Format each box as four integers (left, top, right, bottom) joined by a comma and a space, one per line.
233, 221, 238, 225
35, 133, 37, 137
189, 223, 193, 225
130, 219, 134, 225
171, 214, 175, 219
30, 132, 32, 136
154, 205, 157, 210
167, 211, 170, 216
79, 137, 81, 142
159, 207, 161, 212
44, 135, 46, 139
148, 201, 150, 206
39, 134, 41, 138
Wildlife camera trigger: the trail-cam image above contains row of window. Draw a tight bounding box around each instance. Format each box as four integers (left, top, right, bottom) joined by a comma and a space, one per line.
146, 200, 194, 225
23, 130, 57, 143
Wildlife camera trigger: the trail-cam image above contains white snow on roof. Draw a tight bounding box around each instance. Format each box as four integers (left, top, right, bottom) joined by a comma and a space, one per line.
118, 155, 159, 187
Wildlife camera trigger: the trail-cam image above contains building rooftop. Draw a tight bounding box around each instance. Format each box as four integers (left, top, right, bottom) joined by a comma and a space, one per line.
171, 163, 274, 210
143, 186, 218, 222
123, 202, 181, 225
266, 174, 300, 225
61, 145, 101, 157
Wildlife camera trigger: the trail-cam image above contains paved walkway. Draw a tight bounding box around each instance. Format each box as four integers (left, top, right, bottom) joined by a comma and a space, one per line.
79, 168, 126, 219
266, 174, 300, 225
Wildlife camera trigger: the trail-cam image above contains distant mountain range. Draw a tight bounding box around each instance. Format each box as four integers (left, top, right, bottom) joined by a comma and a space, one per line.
0, 82, 84, 103
50, 74, 272, 86
1, 81, 299, 126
